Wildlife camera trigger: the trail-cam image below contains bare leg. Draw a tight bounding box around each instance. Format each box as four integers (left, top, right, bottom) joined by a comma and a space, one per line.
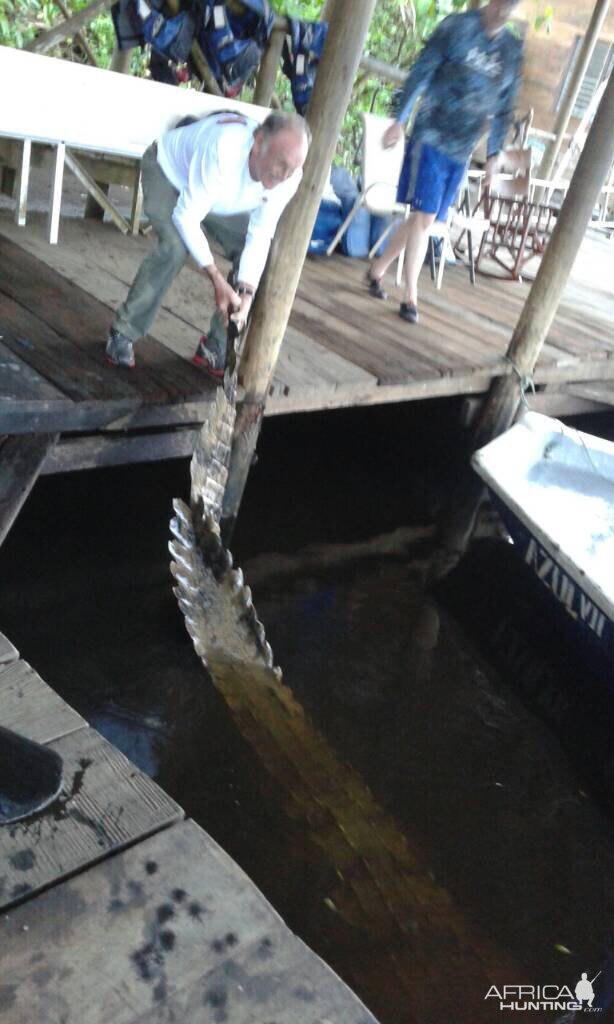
370, 217, 413, 280
402, 210, 436, 306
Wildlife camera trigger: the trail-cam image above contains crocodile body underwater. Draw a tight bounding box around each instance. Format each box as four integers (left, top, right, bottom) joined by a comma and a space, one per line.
169, 381, 528, 1024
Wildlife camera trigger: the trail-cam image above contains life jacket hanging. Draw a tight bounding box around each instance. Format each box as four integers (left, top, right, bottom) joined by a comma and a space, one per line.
199, 0, 274, 98
282, 18, 328, 115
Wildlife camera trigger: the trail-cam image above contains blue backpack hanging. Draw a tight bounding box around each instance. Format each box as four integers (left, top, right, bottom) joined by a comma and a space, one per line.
282, 18, 328, 115
198, 0, 274, 97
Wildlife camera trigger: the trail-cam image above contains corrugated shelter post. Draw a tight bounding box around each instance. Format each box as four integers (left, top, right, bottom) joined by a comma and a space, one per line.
220, 0, 379, 541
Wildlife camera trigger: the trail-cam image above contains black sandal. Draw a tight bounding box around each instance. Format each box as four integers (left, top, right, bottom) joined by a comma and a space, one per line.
365, 269, 387, 301
399, 301, 419, 324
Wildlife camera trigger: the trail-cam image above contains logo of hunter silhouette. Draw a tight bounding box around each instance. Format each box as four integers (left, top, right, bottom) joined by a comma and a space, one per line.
485, 971, 602, 1012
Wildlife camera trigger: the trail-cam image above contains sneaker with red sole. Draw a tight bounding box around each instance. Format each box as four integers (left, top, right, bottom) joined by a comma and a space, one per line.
105, 327, 135, 368
193, 336, 224, 382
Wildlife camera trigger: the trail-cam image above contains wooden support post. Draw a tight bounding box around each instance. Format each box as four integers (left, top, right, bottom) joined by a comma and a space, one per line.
0, 434, 59, 549
253, 28, 284, 107
55, 0, 98, 65
111, 43, 133, 74
64, 149, 131, 234
535, 0, 610, 200
130, 167, 144, 235
15, 140, 31, 227
220, 0, 378, 541
48, 142, 65, 245
438, 69, 614, 566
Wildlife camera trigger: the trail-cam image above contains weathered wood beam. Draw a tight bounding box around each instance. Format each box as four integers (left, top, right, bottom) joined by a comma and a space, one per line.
354, 54, 406, 87
40, 427, 199, 475
24, 0, 114, 54
55, 0, 98, 66
253, 28, 285, 107
110, 42, 132, 74
64, 149, 131, 233
221, 0, 379, 541
0, 434, 59, 548
439, 69, 614, 564
536, 0, 611, 197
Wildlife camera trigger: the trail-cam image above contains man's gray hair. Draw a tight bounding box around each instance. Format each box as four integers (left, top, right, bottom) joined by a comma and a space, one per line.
258, 111, 312, 146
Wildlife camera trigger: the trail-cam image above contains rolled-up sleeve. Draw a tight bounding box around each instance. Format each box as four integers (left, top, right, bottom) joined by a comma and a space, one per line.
171, 136, 223, 268
238, 169, 303, 288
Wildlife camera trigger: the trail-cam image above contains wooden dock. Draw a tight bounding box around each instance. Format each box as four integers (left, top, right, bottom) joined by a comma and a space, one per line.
0, 210, 613, 474
0, 631, 378, 1024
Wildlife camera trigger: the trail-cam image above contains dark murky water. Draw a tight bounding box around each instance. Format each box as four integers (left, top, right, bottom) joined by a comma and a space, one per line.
2, 398, 614, 1022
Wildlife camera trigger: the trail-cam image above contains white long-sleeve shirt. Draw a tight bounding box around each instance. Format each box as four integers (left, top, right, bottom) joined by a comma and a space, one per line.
156, 113, 302, 289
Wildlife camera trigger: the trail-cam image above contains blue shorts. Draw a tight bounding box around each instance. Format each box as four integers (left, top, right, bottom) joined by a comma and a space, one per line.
397, 139, 466, 220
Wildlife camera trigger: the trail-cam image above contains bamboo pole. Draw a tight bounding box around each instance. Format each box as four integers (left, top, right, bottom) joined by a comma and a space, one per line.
220, 0, 379, 541
535, 0, 610, 200
438, 68, 614, 564
253, 28, 284, 106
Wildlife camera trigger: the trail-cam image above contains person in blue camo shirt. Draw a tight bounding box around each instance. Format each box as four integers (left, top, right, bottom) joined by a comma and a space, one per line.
367, 0, 523, 324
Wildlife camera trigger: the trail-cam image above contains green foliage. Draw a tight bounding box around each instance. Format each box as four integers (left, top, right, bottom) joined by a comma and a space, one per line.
533, 2, 553, 34
0, 0, 50, 47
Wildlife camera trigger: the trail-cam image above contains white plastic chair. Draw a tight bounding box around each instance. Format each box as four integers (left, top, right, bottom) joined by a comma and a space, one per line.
325, 112, 408, 257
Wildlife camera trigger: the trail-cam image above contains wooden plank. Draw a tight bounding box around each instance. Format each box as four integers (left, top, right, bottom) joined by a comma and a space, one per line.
0, 432, 58, 547
0, 339, 67, 404
298, 262, 461, 373
0, 633, 19, 665
0, 236, 212, 406
41, 427, 200, 475
0, 219, 374, 393
0, 659, 86, 743
273, 325, 377, 393
0, 726, 183, 912
460, 389, 612, 426
0, 292, 142, 404
473, 274, 614, 356
0, 819, 377, 1024
290, 295, 444, 383
566, 380, 614, 406
266, 370, 497, 415
297, 265, 486, 375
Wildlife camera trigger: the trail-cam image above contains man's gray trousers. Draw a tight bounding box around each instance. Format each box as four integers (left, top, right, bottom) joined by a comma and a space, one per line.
113, 144, 249, 368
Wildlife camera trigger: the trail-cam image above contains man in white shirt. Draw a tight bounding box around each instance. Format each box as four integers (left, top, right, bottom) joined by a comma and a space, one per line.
106, 110, 310, 376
